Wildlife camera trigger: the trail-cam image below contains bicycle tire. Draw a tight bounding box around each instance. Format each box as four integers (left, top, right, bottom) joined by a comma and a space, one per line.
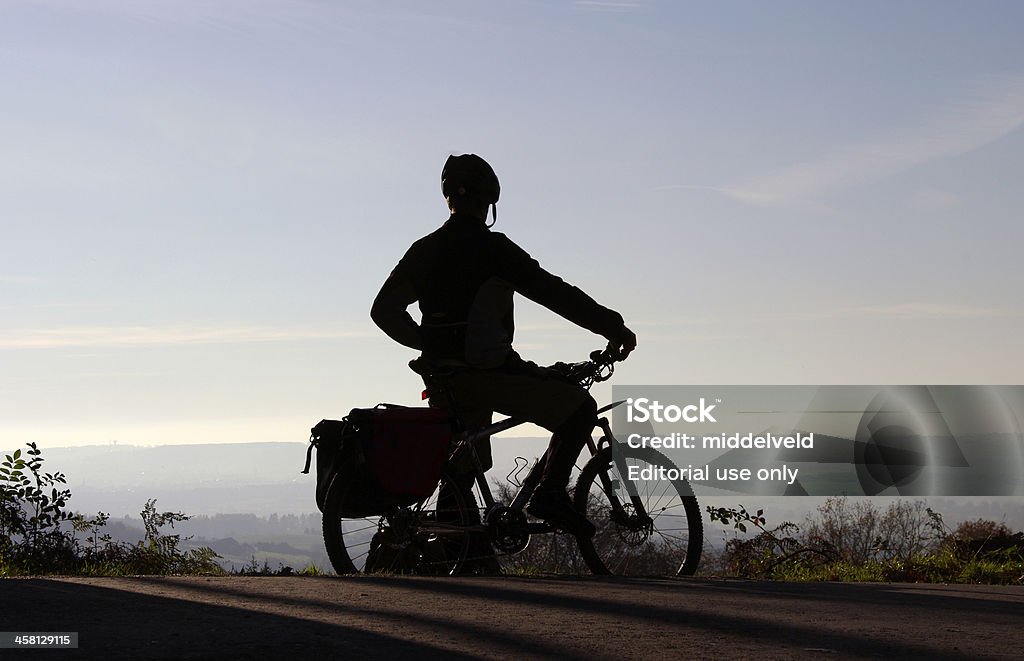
574, 446, 703, 576
321, 470, 473, 575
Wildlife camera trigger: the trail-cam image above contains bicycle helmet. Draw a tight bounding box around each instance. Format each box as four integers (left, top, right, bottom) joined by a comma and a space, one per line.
441, 154, 500, 223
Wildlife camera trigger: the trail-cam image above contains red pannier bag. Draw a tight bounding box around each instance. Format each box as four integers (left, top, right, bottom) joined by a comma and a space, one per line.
359, 405, 454, 501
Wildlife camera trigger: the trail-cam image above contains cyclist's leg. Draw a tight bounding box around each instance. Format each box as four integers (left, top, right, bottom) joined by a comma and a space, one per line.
540, 394, 598, 491
527, 396, 598, 537
451, 408, 493, 475
437, 408, 501, 573
446, 360, 597, 536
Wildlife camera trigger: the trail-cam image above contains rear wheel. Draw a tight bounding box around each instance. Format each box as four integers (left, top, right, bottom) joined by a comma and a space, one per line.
574, 446, 703, 576
321, 471, 474, 575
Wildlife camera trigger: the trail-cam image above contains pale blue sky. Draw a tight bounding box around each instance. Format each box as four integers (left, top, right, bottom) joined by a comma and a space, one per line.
2, 0, 1023, 447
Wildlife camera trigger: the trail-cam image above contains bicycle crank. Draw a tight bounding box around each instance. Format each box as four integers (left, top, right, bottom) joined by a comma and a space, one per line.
484, 506, 531, 553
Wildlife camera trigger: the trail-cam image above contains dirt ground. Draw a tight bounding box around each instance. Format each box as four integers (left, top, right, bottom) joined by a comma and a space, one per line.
3, 575, 1022, 659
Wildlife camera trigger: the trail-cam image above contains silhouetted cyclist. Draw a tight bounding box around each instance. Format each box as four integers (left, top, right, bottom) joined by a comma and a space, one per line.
371, 153, 636, 539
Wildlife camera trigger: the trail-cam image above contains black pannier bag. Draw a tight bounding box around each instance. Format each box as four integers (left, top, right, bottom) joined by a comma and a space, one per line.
302, 404, 454, 516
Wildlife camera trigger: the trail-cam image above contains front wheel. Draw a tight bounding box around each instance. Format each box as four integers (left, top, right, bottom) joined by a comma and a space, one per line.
574, 446, 703, 576
322, 470, 474, 575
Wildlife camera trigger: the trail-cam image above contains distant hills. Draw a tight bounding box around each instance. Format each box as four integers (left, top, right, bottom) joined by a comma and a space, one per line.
0, 438, 551, 570
21, 442, 309, 489
2, 438, 551, 517
2, 441, 319, 516
6, 439, 1019, 532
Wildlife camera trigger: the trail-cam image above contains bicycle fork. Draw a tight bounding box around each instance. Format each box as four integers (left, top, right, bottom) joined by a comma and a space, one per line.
589, 415, 654, 529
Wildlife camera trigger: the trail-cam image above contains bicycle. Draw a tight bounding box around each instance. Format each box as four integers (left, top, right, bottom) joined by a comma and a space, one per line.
319, 348, 703, 576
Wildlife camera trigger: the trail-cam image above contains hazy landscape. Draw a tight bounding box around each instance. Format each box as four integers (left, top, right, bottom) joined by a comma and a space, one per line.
6, 438, 1022, 574
2, 438, 552, 571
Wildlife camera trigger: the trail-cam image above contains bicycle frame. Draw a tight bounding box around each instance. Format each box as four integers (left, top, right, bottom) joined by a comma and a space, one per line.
320, 348, 703, 576
407, 348, 665, 548
444, 399, 631, 527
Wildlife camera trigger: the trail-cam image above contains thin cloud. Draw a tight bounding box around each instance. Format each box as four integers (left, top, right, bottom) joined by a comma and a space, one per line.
575, 1, 645, 10
722, 75, 1024, 208
21, 0, 337, 35
908, 187, 961, 212
769, 303, 1021, 322
0, 326, 371, 350
843, 303, 1020, 320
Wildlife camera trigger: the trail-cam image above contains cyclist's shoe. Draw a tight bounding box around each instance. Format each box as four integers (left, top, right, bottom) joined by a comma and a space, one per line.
526, 487, 596, 538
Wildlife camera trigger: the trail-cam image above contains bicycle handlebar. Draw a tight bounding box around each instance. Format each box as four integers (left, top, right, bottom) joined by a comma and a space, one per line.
560, 346, 621, 389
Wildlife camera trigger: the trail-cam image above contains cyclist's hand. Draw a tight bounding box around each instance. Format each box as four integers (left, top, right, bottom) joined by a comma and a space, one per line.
608, 326, 637, 360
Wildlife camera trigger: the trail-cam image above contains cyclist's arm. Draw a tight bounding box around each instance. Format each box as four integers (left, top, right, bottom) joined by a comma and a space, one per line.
371, 267, 423, 351
493, 234, 631, 345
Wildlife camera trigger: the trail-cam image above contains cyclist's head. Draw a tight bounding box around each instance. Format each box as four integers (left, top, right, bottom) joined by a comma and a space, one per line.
442, 154, 500, 222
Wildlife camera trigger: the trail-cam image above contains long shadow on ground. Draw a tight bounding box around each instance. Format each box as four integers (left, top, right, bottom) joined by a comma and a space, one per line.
6, 575, 1022, 660
2, 578, 473, 660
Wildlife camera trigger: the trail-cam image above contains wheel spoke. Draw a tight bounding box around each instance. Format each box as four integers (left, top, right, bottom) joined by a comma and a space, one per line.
323, 471, 475, 575
574, 447, 703, 576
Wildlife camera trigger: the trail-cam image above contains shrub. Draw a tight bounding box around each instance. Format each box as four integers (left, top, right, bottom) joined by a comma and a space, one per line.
1, 443, 79, 573
1, 442, 222, 576
944, 518, 1023, 562
707, 497, 1023, 584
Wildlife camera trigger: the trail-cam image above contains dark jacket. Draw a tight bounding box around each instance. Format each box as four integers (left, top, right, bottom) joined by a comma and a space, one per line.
371, 214, 626, 368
